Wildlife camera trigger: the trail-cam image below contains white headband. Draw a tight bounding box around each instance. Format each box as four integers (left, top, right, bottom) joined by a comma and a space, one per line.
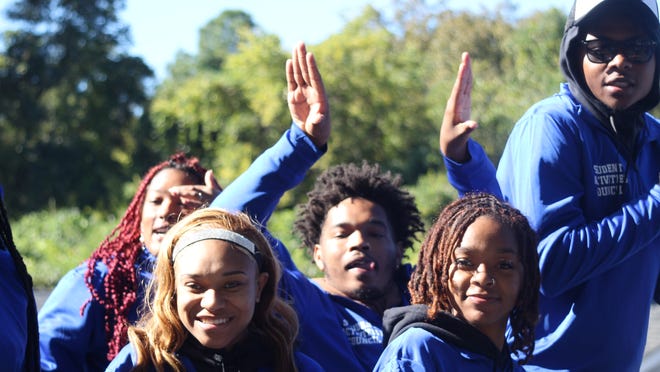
172, 228, 257, 262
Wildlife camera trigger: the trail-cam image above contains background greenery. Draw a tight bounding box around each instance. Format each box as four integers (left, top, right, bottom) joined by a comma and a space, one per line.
0, 0, 629, 287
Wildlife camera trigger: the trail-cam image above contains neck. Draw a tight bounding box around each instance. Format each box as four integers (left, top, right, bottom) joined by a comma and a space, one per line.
313, 277, 403, 316
478, 324, 507, 352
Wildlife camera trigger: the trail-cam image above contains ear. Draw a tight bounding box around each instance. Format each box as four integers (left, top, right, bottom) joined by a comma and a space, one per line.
255, 272, 269, 303
313, 244, 325, 271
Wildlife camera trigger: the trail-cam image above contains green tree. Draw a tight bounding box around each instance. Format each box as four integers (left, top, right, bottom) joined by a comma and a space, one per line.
315, 5, 434, 183
0, 0, 154, 214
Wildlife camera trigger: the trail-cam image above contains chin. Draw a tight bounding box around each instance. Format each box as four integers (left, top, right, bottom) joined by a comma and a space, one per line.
349, 286, 385, 302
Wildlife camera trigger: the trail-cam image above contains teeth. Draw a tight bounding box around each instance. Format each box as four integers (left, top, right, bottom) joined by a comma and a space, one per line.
200, 318, 229, 325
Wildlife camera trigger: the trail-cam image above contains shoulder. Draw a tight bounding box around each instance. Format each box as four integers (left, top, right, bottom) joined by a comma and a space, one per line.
105, 343, 138, 371
643, 112, 660, 134
375, 327, 455, 371
383, 327, 454, 358
293, 351, 324, 372
47, 260, 107, 299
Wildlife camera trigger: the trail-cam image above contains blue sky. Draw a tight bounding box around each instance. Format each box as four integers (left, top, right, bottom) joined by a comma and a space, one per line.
0, 0, 572, 81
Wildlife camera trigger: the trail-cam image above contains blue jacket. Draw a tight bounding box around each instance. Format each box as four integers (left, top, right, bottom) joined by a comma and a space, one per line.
374, 305, 522, 372
0, 247, 30, 371
445, 84, 660, 371
0, 188, 39, 372
211, 124, 412, 371
38, 248, 155, 371
106, 341, 324, 372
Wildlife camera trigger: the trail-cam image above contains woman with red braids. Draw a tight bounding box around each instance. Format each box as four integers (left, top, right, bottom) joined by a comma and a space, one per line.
37, 153, 222, 371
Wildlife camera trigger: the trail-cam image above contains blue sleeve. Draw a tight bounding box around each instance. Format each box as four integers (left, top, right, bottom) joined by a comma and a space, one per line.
38, 263, 110, 371
497, 111, 660, 297
0, 248, 29, 371
211, 123, 325, 270
443, 139, 502, 199
211, 123, 325, 225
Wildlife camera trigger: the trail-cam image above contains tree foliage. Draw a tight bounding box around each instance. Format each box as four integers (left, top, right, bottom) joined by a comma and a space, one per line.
0, 0, 154, 214
1, 1, 568, 272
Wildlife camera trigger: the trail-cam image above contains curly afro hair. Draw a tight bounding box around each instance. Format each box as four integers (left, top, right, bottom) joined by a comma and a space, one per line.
293, 161, 424, 260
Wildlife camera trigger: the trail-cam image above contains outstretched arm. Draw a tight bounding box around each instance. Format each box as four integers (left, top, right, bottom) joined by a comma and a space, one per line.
440, 52, 501, 198
211, 42, 329, 269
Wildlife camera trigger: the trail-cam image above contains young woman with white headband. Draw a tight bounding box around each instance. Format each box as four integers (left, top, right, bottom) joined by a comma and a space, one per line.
106, 208, 322, 372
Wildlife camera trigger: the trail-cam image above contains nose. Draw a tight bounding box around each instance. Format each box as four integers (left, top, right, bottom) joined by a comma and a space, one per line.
471, 263, 495, 287
201, 289, 225, 310
158, 197, 182, 223
347, 230, 369, 251
610, 53, 632, 69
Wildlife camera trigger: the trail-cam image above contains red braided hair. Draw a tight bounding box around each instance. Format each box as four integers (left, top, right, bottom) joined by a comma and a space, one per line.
83, 153, 208, 361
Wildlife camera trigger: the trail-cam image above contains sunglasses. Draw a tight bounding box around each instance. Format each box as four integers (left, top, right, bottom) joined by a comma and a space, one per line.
581, 38, 657, 64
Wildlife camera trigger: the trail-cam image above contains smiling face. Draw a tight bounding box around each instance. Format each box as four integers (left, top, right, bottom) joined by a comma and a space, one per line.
448, 216, 523, 347
174, 239, 268, 350
581, 13, 656, 110
140, 168, 198, 256
313, 197, 401, 303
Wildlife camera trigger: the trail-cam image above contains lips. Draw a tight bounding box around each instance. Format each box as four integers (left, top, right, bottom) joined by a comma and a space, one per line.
466, 292, 499, 303
152, 224, 172, 235
346, 256, 377, 271
198, 317, 230, 325
605, 77, 634, 88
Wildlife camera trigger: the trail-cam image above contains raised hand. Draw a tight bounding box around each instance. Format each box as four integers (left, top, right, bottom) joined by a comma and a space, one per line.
287, 42, 331, 147
169, 169, 223, 209
440, 52, 478, 163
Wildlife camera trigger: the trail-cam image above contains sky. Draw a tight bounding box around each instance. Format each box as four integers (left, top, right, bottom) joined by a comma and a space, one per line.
0, 0, 573, 81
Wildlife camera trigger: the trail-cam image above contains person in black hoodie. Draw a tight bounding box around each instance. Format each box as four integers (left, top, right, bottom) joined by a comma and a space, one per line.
374, 193, 540, 371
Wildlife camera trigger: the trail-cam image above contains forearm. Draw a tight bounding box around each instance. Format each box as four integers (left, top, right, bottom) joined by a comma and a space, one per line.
443, 139, 502, 198
211, 123, 325, 225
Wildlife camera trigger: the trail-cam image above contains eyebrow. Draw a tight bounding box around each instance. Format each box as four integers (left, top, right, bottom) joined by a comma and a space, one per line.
178, 270, 248, 278
454, 246, 518, 255
332, 218, 390, 229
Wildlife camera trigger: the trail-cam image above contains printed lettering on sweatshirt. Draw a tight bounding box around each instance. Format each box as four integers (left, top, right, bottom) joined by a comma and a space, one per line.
342, 319, 382, 345
593, 162, 626, 197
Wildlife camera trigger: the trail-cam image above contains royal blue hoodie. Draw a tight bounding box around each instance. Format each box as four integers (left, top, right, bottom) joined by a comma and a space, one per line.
444, 1, 660, 370
38, 249, 154, 371
374, 304, 523, 372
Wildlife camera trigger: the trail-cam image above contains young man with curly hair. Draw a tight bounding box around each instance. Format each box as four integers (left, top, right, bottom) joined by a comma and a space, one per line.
212, 42, 424, 371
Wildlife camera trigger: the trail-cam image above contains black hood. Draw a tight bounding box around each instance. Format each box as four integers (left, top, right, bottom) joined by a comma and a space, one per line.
559, 0, 660, 146
383, 304, 513, 367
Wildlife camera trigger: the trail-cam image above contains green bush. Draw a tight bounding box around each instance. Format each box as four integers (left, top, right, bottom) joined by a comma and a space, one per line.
12, 208, 118, 288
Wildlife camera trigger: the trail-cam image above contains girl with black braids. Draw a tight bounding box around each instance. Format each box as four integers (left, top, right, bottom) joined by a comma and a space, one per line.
374, 193, 540, 371
0, 188, 39, 371
38, 153, 221, 371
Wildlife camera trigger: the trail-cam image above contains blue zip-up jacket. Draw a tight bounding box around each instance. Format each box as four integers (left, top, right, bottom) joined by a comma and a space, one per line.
106, 341, 324, 372
211, 123, 412, 371
38, 248, 155, 371
374, 305, 522, 372
445, 84, 660, 371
